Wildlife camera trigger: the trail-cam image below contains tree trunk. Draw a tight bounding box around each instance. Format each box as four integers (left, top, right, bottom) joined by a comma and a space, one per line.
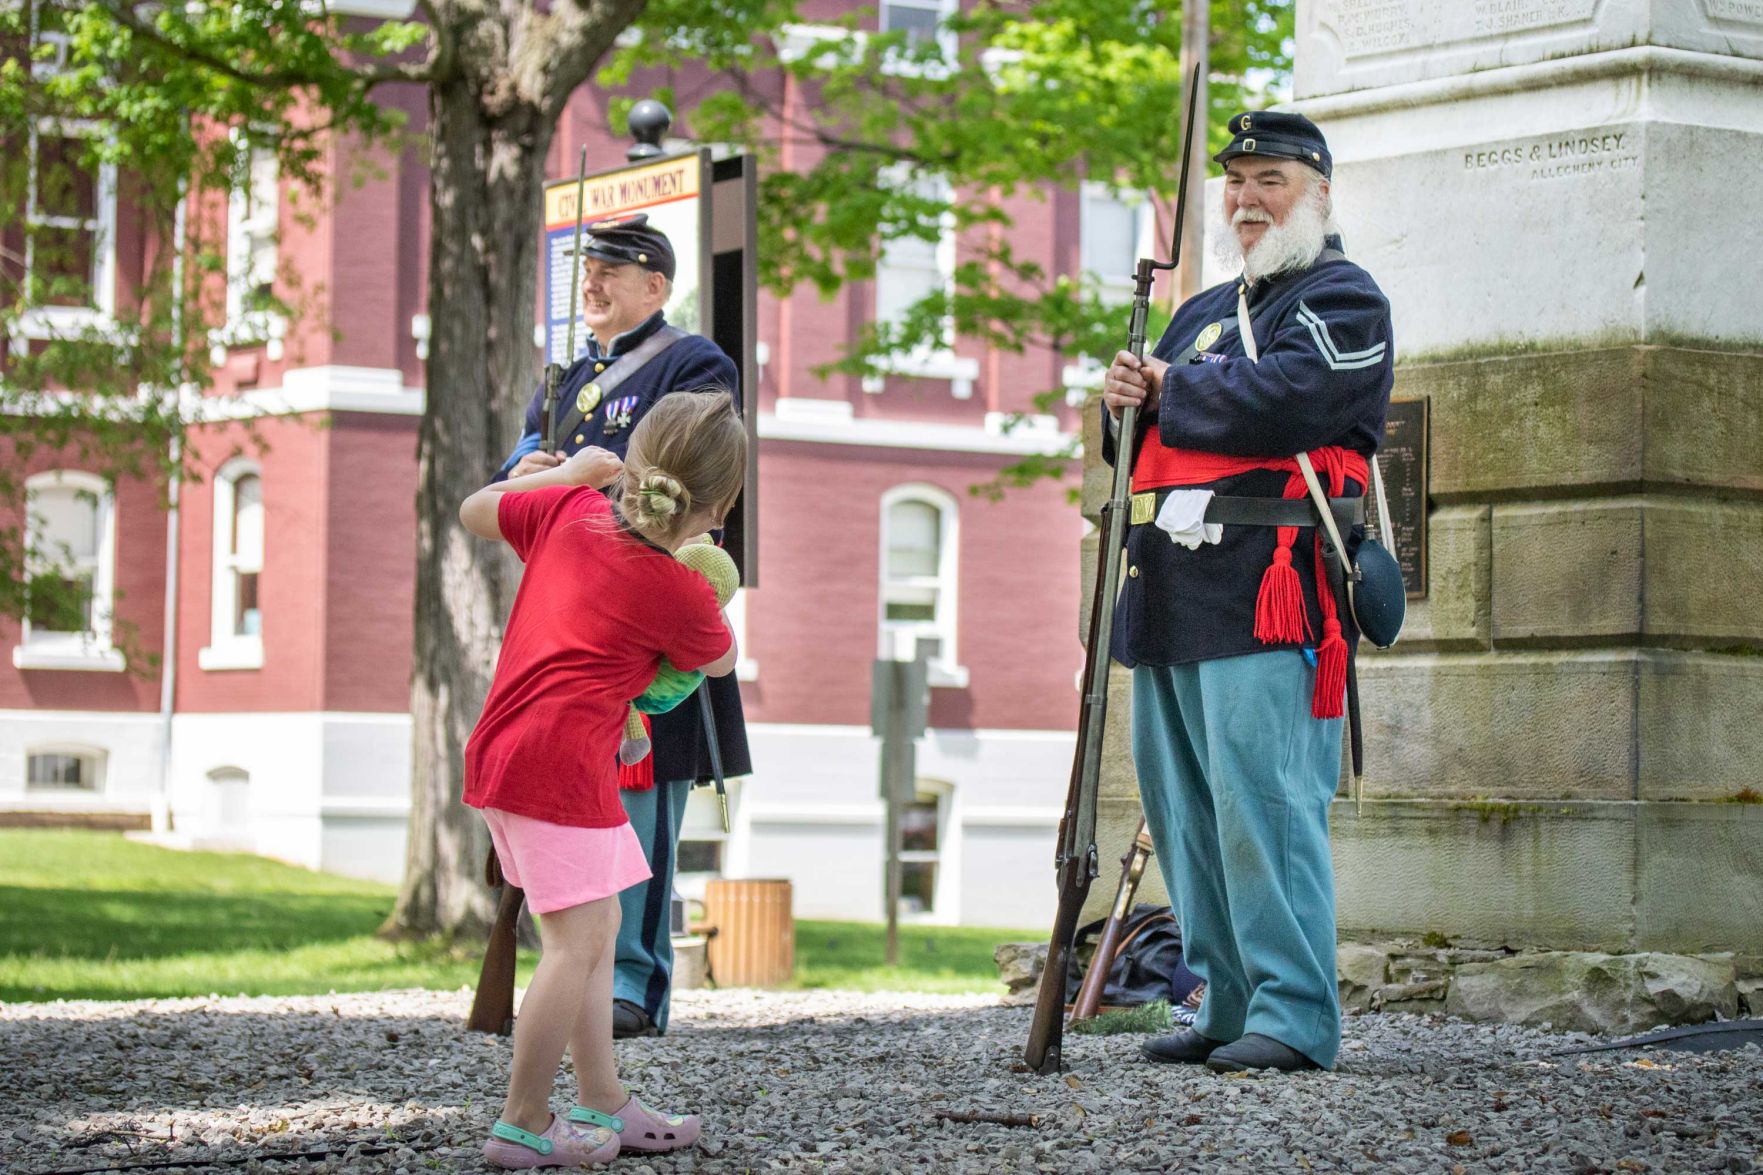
384, 74, 552, 941
380, 0, 652, 941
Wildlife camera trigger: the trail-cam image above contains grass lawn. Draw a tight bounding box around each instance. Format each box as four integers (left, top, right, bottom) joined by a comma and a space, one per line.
0, 831, 1032, 1003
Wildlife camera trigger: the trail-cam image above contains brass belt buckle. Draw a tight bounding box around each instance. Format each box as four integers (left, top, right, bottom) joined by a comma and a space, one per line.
1130, 491, 1156, 526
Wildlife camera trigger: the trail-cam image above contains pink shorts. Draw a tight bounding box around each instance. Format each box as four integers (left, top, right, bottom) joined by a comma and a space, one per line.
481, 808, 653, 914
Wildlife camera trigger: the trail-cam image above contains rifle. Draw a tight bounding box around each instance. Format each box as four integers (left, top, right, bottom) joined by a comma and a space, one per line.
465, 851, 523, 1035
1023, 65, 1201, 1075
541, 147, 592, 455
466, 148, 592, 1035
1069, 820, 1155, 1023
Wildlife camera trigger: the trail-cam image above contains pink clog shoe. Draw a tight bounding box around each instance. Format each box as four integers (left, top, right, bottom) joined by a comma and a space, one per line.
572, 1095, 701, 1153
483, 1113, 620, 1169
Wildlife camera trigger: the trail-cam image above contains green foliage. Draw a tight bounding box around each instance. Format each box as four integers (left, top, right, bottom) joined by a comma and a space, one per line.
610, 1, 1290, 369
606, 0, 1292, 487
0, 1, 416, 666
1069, 998, 1172, 1035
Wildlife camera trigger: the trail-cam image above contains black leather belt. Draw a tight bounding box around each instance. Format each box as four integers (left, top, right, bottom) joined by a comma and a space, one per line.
1129, 487, 1364, 530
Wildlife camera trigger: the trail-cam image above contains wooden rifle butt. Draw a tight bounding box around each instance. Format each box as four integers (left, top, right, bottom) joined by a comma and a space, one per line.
1023, 852, 1094, 1074
1069, 820, 1155, 1022
465, 852, 524, 1036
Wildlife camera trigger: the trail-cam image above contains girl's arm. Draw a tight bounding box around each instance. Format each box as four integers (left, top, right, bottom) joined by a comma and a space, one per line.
699, 616, 738, 678
460, 447, 623, 541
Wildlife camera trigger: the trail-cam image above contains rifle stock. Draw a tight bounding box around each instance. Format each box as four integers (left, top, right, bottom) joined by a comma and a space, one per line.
1022, 65, 1200, 1075
466, 849, 524, 1035
1070, 820, 1155, 1022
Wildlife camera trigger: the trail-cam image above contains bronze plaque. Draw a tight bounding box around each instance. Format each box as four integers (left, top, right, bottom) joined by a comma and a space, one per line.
1378, 397, 1429, 599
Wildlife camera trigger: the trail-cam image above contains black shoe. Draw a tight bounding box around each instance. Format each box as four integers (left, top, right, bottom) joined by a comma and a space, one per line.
1140, 1027, 1225, 1065
612, 998, 659, 1040
1204, 1032, 1320, 1073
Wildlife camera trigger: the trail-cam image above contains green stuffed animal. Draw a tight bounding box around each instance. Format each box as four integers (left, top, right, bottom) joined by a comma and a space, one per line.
619, 537, 740, 766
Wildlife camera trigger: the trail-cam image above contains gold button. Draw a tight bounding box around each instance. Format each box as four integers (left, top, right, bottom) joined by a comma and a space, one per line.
574, 434, 585, 444
1128, 565, 1139, 578
595, 362, 605, 373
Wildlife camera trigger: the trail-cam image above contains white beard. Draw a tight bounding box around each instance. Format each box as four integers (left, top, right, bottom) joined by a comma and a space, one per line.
1212, 185, 1332, 282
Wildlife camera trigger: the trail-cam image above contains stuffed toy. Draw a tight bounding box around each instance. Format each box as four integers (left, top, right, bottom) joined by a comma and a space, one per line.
619, 537, 740, 767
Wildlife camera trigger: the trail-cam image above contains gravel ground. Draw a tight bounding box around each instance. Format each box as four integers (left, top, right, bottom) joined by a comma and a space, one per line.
3, 988, 1760, 1174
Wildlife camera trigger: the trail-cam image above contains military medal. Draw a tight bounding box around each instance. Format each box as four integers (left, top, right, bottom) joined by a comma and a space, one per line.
1194, 321, 1223, 352
600, 394, 637, 437
576, 383, 602, 415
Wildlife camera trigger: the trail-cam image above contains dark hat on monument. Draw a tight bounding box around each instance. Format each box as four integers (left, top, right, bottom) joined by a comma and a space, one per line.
1213, 111, 1332, 179
580, 212, 676, 280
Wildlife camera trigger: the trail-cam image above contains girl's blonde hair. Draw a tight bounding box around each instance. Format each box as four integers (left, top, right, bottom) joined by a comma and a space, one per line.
616, 389, 747, 544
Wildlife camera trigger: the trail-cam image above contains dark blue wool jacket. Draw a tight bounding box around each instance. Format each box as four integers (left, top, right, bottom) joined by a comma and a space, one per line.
1101, 247, 1394, 668
496, 311, 749, 782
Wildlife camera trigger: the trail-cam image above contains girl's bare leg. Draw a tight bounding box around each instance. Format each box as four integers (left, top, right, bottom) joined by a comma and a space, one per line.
499, 896, 620, 1133
569, 914, 628, 1115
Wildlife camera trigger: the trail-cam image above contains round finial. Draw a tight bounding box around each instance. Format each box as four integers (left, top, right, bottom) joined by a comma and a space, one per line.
627, 100, 672, 161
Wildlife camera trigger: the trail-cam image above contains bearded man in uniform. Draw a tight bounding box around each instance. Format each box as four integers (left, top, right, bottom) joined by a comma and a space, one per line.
1102, 112, 1394, 1074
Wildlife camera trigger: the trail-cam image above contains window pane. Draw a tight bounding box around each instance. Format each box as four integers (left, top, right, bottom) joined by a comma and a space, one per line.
887, 500, 940, 578
28, 752, 92, 789
232, 475, 263, 563
1082, 192, 1138, 282
677, 840, 723, 874
35, 135, 96, 220
32, 486, 99, 559
26, 571, 93, 632
33, 225, 95, 306
900, 861, 936, 912
875, 253, 941, 327
247, 149, 278, 224
234, 571, 260, 637
901, 799, 939, 852
885, 600, 936, 622
881, 1, 942, 44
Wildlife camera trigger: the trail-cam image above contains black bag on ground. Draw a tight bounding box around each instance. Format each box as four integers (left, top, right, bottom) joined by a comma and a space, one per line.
1063, 903, 1202, 1008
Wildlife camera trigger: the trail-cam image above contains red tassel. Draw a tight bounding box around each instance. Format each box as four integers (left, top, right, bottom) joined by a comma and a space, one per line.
618, 712, 656, 791
1254, 545, 1311, 644
1313, 617, 1348, 719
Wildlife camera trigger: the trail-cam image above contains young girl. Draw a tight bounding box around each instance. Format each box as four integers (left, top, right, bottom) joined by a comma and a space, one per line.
459, 390, 746, 1169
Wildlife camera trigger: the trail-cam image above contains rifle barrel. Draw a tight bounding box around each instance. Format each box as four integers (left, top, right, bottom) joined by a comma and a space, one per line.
1021, 64, 1202, 1075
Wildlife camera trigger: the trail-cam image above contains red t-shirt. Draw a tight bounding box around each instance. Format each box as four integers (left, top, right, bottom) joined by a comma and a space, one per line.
463, 487, 731, 827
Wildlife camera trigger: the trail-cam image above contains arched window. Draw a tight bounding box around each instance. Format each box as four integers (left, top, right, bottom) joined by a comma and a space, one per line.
878, 484, 966, 687
13, 470, 121, 671
199, 459, 264, 671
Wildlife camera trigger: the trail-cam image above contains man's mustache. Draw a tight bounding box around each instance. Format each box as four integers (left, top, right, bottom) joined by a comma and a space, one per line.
1232, 207, 1273, 226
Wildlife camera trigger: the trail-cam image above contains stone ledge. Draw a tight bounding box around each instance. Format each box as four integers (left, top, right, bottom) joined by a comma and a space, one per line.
995, 935, 1748, 1037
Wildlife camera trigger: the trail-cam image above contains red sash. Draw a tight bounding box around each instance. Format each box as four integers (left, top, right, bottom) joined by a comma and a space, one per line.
1133, 429, 1368, 719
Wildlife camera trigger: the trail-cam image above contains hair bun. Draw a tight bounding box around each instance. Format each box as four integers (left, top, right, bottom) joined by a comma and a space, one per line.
634, 472, 689, 522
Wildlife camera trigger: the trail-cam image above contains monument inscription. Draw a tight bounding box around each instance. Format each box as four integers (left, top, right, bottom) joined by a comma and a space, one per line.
1707, 0, 1763, 25
1378, 398, 1428, 600
1316, 0, 1596, 59
1460, 129, 1640, 183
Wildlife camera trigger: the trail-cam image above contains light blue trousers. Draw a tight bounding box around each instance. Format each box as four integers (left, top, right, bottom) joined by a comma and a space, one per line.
614, 777, 691, 1032
1132, 651, 1344, 1069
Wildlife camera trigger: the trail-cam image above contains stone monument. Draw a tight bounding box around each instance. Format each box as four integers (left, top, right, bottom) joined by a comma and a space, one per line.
1078, 0, 1763, 1025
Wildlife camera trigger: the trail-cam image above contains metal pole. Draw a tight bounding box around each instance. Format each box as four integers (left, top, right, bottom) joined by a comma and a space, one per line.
1178, 0, 1211, 302
883, 660, 903, 966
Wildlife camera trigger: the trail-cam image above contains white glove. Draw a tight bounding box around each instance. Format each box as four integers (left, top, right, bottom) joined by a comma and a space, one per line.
1153, 489, 1222, 550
